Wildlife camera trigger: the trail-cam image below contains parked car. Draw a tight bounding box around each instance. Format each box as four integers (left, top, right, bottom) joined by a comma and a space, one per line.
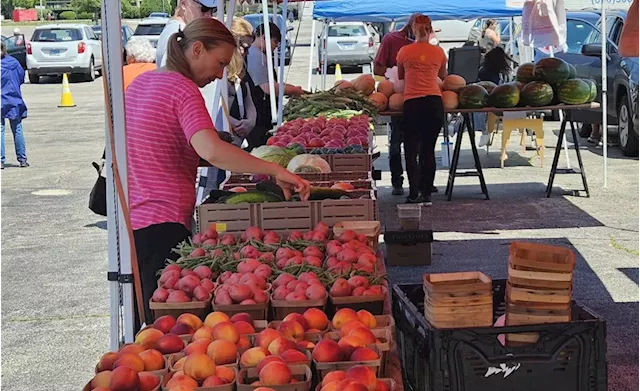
148, 12, 170, 18
27, 24, 102, 83
133, 17, 169, 48
243, 13, 293, 65
535, 10, 639, 157
1, 34, 27, 69
91, 25, 134, 63
321, 22, 375, 69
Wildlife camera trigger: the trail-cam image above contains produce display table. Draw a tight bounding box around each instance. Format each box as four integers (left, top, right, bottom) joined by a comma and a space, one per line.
380, 103, 600, 200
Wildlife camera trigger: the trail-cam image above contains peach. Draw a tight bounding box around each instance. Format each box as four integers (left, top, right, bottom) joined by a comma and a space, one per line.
237, 335, 252, 351
267, 337, 297, 356
138, 372, 161, 391
277, 320, 305, 342
233, 320, 256, 335
183, 353, 216, 382
177, 313, 203, 331
110, 366, 140, 391
375, 379, 391, 391
166, 290, 191, 303
204, 311, 230, 328
254, 387, 277, 391
348, 327, 377, 345
297, 340, 316, 350
155, 334, 185, 354
135, 327, 164, 350
202, 375, 225, 386
340, 320, 367, 337
90, 370, 112, 388
255, 329, 281, 351
350, 348, 379, 361
212, 321, 240, 344
240, 347, 269, 367
184, 339, 210, 356
191, 325, 214, 342
338, 336, 367, 359
356, 310, 377, 329
118, 343, 145, 355
322, 370, 346, 386
230, 312, 254, 324
215, 365, 236, 383
342, 382, 370, 391
169, 323, 195, 336
166, 372, 198, 389
138, 349, 165, 371
96, 352, 119, 372
91, 388, 111, 391
173, 356, 187, 371
346, 365, 377, 391
207, 339, 238, 365
167, 385, 197, 391
305, 284, 327, 300
303, 308, 329, 330
282, 313, 309, 330
320, 380, 342, 391
256, 356, 286, 373
153, 315, 177, 334
312, 340, 343, 362
113, 353, 145, 373
259, 362, 292, 386
280, 349, 307, 364
332, 308, 359, 329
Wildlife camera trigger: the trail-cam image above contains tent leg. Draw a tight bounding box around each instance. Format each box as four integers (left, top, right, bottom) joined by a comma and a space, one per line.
261, 0, 278, 123
600, 3, 608, 188
277, 0, 288, 126
308, 15, 316, 91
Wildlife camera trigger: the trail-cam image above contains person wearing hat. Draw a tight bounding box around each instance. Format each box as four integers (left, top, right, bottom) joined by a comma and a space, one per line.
12, 28, 25, 47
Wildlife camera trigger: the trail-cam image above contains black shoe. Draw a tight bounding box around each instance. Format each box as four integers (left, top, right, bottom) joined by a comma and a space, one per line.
405, 195, 422, 204
19, 161, 29, 168
392, 186, 405, 196
1, 163, 4, 170
431, 186, 438, 193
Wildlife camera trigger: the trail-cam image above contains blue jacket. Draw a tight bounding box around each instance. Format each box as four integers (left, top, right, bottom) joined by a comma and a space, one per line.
1, 54, 27, 120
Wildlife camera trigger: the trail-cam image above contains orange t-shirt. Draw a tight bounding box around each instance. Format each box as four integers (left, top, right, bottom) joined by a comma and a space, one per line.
396, 42, 447, 102
123, 63, 157, 91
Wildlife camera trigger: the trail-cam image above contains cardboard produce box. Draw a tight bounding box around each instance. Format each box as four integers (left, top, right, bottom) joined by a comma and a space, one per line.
384, 229, 433, 267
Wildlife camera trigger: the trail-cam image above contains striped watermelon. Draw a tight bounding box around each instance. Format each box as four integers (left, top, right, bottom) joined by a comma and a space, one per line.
516, 62, 536, 83
488, 83, 520, 108
458, 85, 489, 109
584, 79, 597, 102
520, 81, 554, 107
533, 57, 571, 85
476, 81, 497, 94
557, 79, 591, 105
568, 63, 577, 79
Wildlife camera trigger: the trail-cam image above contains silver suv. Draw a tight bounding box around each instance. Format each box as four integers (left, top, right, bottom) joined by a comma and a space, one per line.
321, 22, 375, 69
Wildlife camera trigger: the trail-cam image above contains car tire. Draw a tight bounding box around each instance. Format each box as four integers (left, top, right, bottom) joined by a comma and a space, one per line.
28, 72, 39, 84
85, 57, 96, 82
617, 93, 639, 157
578, 123, 592, 138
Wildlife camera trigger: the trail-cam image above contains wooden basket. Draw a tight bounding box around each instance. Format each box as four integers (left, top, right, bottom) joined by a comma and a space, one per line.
508, 241, 576, 273
236, 364, 312, 391
332, 221, 381, 249
504, 302, 572, 346
329, 293, 385, 315
506, 282, 572, 305
423, 272, 492, 294
270, 292, 328, 320
149, 298, 211, 322
84, 379, 161, 391
312, 346, 382, 380
161, 369, 237, 391
313, 378, 397, 391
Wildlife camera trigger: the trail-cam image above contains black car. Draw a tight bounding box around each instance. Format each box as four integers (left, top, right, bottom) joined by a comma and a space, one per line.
1, 35, 27, 69
535, 10, 639, 157
91, 25, 135, 64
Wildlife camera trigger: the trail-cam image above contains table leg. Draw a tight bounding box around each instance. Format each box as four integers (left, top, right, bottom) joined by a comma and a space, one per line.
465, 114, 490, 200
546, 118, 567, 197
569, 120, 590, 197
446, 121, 465, 200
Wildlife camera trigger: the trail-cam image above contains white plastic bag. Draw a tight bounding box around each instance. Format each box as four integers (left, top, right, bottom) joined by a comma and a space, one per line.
385, 66, 405, 93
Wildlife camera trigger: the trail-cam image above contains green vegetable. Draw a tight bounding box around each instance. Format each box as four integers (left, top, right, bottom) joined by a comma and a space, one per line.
256, 180, 286, 200
309, 187, 348, 200
224, 190, 283, 204
251, 146, 297, 167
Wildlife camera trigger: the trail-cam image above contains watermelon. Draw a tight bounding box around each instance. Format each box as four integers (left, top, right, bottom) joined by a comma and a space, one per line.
515, 81, 526, 91
556, 79, 591, 105
488, 83, 520, 108
458, 85, 489, 109
568, 63, 577, 79
533, 57, 571, 85
584, 79, 597, 102
520, 81, 554, 107
516, 62, 536, 83
476, 81, 497, 94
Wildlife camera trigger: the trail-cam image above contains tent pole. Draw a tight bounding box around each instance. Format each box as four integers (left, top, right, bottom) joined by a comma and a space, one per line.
549, 46, 572, 169
220, 1, 232, 132
277, 0, 288, 127
322, 20, 329, 90
308, 15, 316, 91
261, 0, 278, 123
601, 2, 608, 188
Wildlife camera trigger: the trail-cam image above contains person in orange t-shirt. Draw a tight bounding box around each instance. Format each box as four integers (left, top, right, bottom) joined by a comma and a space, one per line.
396, 15, 447, 205
123, 37, 157, 91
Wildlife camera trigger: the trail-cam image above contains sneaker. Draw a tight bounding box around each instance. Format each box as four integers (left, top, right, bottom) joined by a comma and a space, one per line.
1, 163, 4, 170
478, 133, 490, 147
405, 195, 422, 204
421, 195, 433, 207
19, 161, 29, 168
392, 186, 405, 196
587, 137, 600, 145
431, 186, 438, 193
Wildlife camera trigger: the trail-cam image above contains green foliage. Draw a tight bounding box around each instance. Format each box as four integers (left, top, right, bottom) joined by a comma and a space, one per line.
12, 0, 35, 9
76, 11, 94, 19
1, 0, 14, 20
58, 10, 77, 20
70, 0, 100, 14
140, 0, 172, 17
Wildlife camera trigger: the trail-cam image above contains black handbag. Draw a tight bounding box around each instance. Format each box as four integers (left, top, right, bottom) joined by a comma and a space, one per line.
89, 159, 107, 216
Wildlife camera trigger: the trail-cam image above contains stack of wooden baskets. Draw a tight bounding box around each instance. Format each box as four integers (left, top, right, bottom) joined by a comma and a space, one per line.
506, 241, 576, 345
423, 272, 493, 329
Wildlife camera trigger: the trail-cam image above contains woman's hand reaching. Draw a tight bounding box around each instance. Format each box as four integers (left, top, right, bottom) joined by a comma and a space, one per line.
272, 165, 311, 201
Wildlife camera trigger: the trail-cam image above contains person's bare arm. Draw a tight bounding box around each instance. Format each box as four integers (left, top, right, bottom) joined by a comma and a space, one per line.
487, 29, 500, 45
191, 129, 310, 200
374, 63, 388, 77
620, 0, 639, 57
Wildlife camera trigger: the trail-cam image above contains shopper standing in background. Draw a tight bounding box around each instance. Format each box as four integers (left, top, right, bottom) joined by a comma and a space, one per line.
1, 42, 29, 169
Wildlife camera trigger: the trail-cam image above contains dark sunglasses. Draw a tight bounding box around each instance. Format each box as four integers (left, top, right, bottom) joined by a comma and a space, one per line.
193, 0, 216, 14
239, 34, 255, 49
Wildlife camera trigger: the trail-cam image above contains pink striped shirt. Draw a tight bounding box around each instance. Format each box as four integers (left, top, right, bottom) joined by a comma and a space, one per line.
125, 71, 214, 231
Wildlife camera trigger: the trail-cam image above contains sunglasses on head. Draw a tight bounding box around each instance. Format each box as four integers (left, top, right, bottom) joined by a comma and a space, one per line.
193, 0, 215, 14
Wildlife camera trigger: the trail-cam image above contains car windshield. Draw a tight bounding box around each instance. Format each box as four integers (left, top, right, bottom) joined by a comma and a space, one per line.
91, 26, 102, 38
134, 23, 166, 36
32, 28, 82, 42
567, 19, 597, 53
394, 22, 406, 32
329, 25, 367, 37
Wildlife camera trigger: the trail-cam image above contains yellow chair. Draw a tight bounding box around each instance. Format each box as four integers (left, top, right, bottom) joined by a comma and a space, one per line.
500, 117, 545, 168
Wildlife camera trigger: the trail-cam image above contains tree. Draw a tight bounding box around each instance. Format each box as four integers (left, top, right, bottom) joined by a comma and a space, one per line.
12, 0, 35, 8
70, 0, 100, 14
140, 0, 171, 17
1, 0, 14, 19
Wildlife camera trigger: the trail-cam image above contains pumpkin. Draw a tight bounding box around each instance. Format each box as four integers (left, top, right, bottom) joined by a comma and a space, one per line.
368, 92, 388, 111
442, 91, 459, 110
352, 74, 375, 96
442, 74, 466, 92
388, 93, 404, 111
376, 80, 395, 97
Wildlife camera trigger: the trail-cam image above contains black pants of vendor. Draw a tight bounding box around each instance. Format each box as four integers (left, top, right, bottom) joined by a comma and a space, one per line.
402, 96, 444, 198
389, 116, 405, 188
133, 222, 191, 329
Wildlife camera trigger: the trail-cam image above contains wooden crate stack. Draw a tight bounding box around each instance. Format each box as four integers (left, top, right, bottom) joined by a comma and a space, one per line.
423, 272, 493, 329
505, 242, 576, 345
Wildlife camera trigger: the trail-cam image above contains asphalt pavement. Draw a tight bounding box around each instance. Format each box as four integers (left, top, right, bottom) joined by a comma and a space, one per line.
1, 8, 639, 391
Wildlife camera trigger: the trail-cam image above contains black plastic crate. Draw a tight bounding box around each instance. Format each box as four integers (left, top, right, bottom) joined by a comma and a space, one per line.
392, 281, 607, 391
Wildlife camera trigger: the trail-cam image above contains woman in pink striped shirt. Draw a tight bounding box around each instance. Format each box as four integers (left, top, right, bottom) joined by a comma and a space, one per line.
125, 18, 310, 323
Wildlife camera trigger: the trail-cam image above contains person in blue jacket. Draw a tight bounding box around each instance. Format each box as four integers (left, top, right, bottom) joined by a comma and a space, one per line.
1, 41, 29, 169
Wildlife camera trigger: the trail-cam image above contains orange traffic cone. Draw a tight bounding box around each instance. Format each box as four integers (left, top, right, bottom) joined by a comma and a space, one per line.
58, 74, 76, 107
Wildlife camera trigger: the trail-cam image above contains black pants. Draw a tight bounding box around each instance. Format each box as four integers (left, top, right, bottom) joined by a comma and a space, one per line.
389, 116, 405, 188
133, 222, 191, 329
403, 96, 444, 198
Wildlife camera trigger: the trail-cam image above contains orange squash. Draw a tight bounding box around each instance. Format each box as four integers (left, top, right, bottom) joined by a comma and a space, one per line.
442, 91, 459, 110
376, 80, 395, 97
368, 92, 388, 111
442, 75, 466, 92
388, 93, 404, 111
352, 74, 375, 96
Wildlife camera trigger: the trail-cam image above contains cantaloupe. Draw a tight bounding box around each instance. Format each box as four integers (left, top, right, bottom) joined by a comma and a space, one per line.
353, 74, 375, 96
442, 75, 466, 92
388, 93, 404, 111
368, 92, 388, 111
442, 91, 459, 110
376, 80, 395, 97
